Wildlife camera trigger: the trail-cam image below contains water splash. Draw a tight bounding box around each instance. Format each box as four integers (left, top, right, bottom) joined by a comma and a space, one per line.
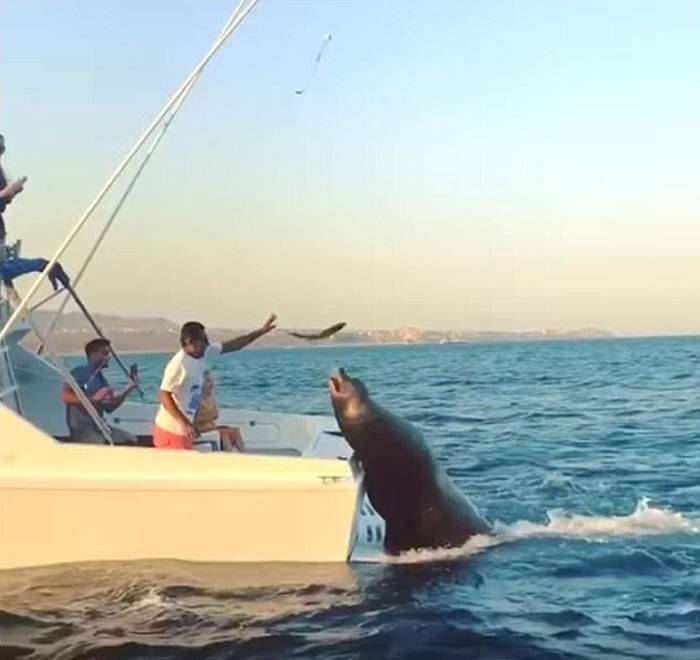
128, 587, 172, 611
498, 498, 700, 540
382, 534, 499, 564
378, 499, 699, 564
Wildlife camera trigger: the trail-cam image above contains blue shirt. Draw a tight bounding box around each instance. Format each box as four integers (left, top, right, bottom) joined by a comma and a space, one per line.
66, 364, 110, 432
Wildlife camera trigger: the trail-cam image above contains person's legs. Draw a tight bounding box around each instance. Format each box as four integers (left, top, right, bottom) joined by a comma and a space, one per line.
67, 426, 109, 445
152, 424, 193, 450
66, 425, 137, 446
218, 425, 244, 452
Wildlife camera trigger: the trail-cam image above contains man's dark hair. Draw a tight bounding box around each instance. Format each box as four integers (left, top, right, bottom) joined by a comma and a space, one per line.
84, 337, 110, 357
180, 321, 207, 346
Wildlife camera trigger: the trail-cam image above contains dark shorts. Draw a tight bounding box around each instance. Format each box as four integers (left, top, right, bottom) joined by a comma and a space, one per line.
66, 424, 138, 446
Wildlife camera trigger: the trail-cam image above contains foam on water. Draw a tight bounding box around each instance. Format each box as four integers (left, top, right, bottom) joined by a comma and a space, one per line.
373, 499, 699, 565
498, 497, 700, 540
128, 587, 173, 611
382, 534, 499, 564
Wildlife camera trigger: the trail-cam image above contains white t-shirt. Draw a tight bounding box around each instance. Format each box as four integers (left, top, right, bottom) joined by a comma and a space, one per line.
154, 342, 223, 434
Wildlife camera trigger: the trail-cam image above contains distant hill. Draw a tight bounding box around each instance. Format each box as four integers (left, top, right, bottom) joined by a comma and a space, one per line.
18, 311, 613, 354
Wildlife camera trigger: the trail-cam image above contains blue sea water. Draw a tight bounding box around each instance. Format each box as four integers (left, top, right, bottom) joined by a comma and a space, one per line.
2, 338, 700, 659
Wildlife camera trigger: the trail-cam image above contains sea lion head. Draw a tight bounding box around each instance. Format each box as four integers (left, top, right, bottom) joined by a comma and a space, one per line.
328, 368, 370, 423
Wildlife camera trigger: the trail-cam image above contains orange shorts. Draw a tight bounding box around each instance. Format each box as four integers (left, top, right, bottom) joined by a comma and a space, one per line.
152, 424, 193, 450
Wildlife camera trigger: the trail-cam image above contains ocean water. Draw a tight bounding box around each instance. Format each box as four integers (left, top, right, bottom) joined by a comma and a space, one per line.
2, 338, 700, 659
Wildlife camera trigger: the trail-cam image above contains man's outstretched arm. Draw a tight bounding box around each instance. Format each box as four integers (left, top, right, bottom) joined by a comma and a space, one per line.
221, 313, 277, 354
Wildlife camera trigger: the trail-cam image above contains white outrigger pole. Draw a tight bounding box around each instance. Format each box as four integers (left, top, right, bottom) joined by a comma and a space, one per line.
37, 1, 257, 354
0, 0, 261, 441
0, 0, 260, 347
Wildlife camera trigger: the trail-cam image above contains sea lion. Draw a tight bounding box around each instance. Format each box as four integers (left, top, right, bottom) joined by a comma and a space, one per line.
329, 368, 491, 554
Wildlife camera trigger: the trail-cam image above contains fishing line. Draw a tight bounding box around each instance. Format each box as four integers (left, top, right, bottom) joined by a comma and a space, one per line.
295, 34, 332, 95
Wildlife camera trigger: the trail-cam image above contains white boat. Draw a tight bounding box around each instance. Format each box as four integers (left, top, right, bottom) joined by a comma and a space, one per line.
0, 2, 385, 571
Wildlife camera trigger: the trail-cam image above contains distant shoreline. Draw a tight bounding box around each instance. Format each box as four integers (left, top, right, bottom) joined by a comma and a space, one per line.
56, 333, 700, 358
25, 309, 700, 356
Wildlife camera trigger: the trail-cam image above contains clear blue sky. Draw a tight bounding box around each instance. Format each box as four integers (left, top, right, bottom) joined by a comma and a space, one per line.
4, 1, 700, 333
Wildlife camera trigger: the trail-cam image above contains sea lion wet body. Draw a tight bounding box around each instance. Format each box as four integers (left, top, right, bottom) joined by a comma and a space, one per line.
329, 369, 491, 554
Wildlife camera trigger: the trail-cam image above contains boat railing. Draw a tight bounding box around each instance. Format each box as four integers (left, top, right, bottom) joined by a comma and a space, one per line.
0, 242, 24, 412
0, 240, 116, 440
0, 307, 22, 413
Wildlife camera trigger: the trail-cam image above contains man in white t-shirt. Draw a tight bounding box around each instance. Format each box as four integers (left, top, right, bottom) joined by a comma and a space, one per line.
152, 314, 276, 449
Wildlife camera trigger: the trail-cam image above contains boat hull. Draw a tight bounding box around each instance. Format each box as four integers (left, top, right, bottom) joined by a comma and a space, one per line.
0, 406, 363, 569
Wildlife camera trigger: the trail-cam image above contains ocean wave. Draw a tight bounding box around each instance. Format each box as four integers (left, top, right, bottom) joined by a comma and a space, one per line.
551, 548, 688, 578
523, 411, 589, 422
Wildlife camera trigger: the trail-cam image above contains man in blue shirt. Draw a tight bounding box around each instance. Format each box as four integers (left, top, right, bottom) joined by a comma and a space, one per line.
61, 338, 139, 444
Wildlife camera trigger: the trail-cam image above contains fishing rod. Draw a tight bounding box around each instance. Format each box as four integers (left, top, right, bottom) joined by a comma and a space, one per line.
64, 283, 145, 399
28, 287, 66, 314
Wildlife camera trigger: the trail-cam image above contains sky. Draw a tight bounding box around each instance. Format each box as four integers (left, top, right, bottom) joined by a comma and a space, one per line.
3, 0, 700, 335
